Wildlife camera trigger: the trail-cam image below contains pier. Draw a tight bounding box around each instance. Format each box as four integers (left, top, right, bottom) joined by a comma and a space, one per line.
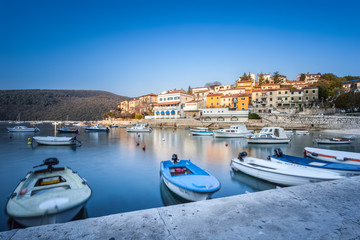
1, 176, 360, 239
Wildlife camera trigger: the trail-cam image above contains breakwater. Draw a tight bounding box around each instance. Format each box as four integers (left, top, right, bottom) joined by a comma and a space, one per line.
1, 176, 360, 239
101, 114, 360, 130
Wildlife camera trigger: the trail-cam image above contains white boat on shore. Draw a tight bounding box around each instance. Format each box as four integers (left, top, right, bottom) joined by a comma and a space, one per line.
315, 137, 352, 144
247, 127, 290, 144
33, 136, 80, 146
7, 126, 40, 132
230, 152, 343, 186
126, 123, 152, 132
190, 127, 213, 136
85, 124, 109, 132
304, 147, 360, 165
295, 130, 310, 135
6, 158, 92, 227
213, 125, 252, 138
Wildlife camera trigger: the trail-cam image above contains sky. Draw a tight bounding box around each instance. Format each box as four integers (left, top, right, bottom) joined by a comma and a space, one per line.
1, 0, 359, 97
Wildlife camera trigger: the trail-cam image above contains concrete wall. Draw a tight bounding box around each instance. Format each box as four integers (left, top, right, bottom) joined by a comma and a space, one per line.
1, 176, 360, 239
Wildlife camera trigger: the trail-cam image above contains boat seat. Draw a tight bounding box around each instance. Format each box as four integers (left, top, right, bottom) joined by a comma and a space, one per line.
34, 167, 65, 174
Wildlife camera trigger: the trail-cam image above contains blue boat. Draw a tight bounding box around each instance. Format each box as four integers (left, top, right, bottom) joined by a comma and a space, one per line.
270, 148, 360, 176
58, 127, 79, 134
160, 154, 221, 201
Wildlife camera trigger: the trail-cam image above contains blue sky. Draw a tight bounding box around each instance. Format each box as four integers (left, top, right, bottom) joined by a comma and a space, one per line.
1, 0, 359, 97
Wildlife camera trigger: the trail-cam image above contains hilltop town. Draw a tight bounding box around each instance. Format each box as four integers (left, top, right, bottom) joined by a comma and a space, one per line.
114, 72, 360, 123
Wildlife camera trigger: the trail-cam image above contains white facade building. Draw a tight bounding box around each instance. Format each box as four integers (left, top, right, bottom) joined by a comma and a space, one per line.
201, 108, 249, 123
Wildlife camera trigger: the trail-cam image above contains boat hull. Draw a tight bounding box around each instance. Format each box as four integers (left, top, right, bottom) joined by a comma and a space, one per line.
33, 137, 77, 146
190, 131, 213, 136
126, 128, 152, 132
161, 175, 214, 201
230, 158, 341, 186
247, 138, 290, 144
315, 139, 352, 144
11, 204, 85, 227
213, 131, 250, 138
304, 147, 360, 165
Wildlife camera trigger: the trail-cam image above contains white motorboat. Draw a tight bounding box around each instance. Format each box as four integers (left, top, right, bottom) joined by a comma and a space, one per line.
230, 152, 343, 186
33, 136, 80, 146
295, 130, 310, 135
6, 158, 92, 227
190, 127, 213, 136
126, 123, 152, 132
213, 125, 252, 138
7, 126, 40, 132
85, 124, 109, 132
304, 147, 360, 165
160, 154, 221, 201
247, 127, 290, 144
315, 137, 352, 144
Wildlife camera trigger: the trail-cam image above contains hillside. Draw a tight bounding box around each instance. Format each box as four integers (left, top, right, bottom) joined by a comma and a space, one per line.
0, 90, 131, 121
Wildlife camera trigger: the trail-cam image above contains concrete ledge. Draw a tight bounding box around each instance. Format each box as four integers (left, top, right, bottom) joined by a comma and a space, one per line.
2, 176, 360, 240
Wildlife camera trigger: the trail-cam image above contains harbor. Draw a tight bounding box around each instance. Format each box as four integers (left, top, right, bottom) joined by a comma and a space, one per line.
1, 121, 360, 235
1, 175, 360, 239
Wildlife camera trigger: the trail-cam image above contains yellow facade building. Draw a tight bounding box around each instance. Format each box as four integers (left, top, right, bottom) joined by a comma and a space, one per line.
206, 93, 223, 108
236, 79, 253, 93
220, 94, 249, 110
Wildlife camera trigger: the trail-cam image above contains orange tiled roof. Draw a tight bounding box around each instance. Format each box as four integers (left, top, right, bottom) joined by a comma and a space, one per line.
207, 93, 223, 97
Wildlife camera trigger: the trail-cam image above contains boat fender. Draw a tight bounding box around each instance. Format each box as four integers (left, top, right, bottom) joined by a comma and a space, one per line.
138, 135, 140, 138
311, 152, 318, 157
274, 148, 283, 157
20, 188, 27, 195
335, 156, 345, 161
142, 145, 146, 151
225, 142, 228, 147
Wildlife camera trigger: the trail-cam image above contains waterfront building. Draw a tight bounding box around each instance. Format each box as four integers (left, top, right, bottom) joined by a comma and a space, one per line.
183, 100, 204, 118
138, 93, 158, 115
221, 94, 249, 110
128, 98, 139, 113
152, 89, 192, 119
296, 72, 321, 84
259, 83, 281, 90
218, 88, 245, 96
286, 80, 310, 89
302, 87, 319, 107
118, 100, 129, 112
236, 79, 252, 93
343, 79, 360, 92
200, 108, 249, 123
206, 93, 223, 108
214, 85, 232, 92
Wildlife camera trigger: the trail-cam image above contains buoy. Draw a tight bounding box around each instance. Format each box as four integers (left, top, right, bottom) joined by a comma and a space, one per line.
138, 135, 140, 138
142, 145, 146, 151
9, 136, 12, 139
225, 142, 228, 147
28, 141, 32, 145
136, 142, 140, 146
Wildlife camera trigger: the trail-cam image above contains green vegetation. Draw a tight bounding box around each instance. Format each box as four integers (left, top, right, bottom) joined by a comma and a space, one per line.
249, 113, 261, 119
312, 73, 359, 105
0, 90, 130, 121
334, 91, 360, 112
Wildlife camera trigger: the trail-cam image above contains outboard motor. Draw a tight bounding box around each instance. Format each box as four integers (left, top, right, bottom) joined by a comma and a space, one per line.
172, 154, 179, 164
34, 158, 59, 171
274, 148, 283, 157
238, 152, 247, 161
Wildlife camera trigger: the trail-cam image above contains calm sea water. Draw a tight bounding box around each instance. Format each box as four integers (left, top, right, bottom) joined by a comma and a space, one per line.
0, 122, 359, 231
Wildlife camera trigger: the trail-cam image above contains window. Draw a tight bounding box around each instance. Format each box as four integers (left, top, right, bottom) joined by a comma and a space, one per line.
291, 97, 294, 100
306, 97, 309, 100
231, 116, 238, 121
217, 117, 224, 121
299, 97, 302, 100
305, 90, 309, 94
211, 97, 213, 100
312, 96, 316, 100
285, 91, 288, 94
205, 117, 211, 121
291, 92, 294, 95
211, 103, 213, 106
216, 97, 219, 100
216, 103, 219, 105
242, 103, 244, 106
312, 90, 316, 93
285, 98, 288, 100
278, 92, 281, 94
270, 98, 273, 101
299, 92, 301, 94
241, 98, 245, 100
160, 98, 162, 101
270, 92, 272, 95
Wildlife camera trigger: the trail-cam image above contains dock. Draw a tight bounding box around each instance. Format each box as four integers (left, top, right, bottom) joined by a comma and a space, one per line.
1, 176, 360, 239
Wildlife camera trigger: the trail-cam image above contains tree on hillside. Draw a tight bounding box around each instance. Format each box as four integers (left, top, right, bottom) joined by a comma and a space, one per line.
239, 72, 251, 81
258, 73, 265, 86
300, 73, 306, 81
187, 86, 192, 94
205, 81, 222, 88
343, 75, 360, 81
272, 71, 286, 84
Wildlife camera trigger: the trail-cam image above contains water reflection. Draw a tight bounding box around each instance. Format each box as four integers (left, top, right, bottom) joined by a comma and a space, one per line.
230, 170, 278, 192
160, 180, 190, 206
